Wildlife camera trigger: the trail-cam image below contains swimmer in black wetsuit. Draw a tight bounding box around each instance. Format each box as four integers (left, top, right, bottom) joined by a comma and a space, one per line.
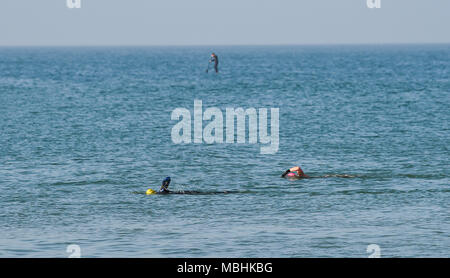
148, 176, 235, 195
210, 53, 219, 73
158, 177, 212, 195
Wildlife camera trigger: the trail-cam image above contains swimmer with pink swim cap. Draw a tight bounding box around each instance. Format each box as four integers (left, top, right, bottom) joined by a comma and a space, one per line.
281, 166, 310, 179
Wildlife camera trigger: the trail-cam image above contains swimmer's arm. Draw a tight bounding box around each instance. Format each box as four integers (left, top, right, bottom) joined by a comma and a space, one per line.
281, 169, 290, 177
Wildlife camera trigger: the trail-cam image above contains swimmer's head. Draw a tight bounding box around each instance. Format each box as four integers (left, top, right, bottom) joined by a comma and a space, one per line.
290, 166, 305, 176
282, 166, 308, 178
290, 166, 300, 172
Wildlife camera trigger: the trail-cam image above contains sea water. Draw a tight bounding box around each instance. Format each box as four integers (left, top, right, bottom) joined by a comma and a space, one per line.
0, 45, 448, 257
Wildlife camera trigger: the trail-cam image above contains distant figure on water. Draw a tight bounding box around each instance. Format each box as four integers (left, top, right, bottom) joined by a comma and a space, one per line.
209, 53, 219, 73
281, 166, 310, 179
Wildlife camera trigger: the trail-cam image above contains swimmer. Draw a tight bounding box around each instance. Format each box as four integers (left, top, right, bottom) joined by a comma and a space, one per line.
280, 166, 357, 179
145, 176, 238, 195
281, 166, 310, 179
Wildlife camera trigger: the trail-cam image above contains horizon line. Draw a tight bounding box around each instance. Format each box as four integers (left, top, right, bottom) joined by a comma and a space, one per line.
0, 42, 449, 48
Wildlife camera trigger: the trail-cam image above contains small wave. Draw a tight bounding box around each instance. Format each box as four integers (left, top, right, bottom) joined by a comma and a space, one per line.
287, 173, 447, 180
320, 174, 358, 178
285, 174, 359, 180
40, 179, 120, 187
322, 188, 450, 196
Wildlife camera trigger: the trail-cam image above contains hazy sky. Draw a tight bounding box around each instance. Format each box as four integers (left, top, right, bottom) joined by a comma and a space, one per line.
0, 0, 449, 45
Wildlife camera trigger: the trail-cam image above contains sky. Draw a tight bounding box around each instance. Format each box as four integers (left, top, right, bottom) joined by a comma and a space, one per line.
0, 0, 449, 46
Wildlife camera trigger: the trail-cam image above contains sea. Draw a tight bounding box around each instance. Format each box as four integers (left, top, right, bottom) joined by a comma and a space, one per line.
0, 45, 448, 257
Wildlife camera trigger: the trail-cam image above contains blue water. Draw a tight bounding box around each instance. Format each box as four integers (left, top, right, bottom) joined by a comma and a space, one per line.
0, 45, 449, 257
